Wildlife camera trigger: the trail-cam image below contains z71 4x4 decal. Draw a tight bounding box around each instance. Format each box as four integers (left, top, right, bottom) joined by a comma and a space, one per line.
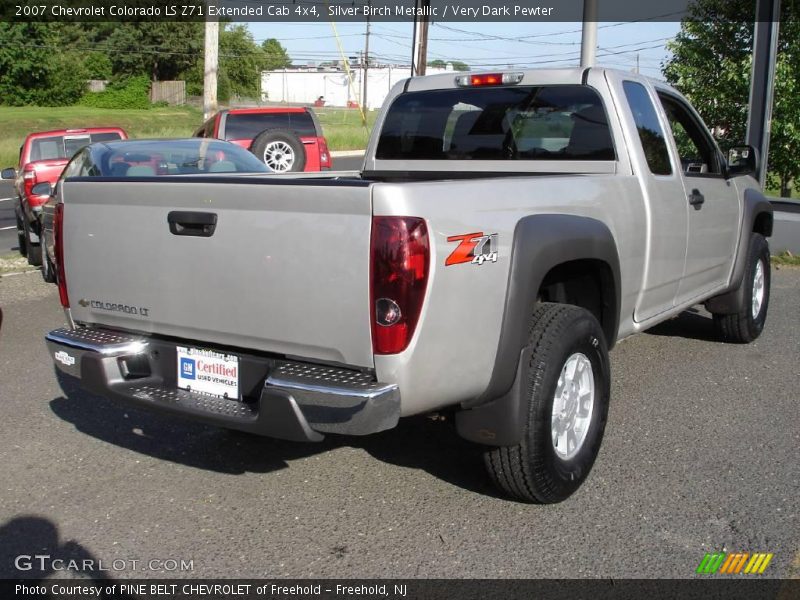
445, 232, 498, 266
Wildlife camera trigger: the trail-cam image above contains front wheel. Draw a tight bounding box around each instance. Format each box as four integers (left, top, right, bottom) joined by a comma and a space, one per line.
484, 303, 611, 503
712, 233, 770, 343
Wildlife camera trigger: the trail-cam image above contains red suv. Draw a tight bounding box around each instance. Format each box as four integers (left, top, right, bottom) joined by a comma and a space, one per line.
194, 108, 331, 173
2, 127, 127, 265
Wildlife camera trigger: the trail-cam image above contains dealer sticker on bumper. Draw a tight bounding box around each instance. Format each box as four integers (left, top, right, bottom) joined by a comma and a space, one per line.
176, 346, 239, 400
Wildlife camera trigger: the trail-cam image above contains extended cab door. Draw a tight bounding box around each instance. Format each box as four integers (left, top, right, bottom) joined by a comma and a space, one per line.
656, 91, 740, 302
611, 78, 689, 322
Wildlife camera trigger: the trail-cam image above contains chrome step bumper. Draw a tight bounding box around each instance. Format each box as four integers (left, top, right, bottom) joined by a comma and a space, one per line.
45, 327, 399, 441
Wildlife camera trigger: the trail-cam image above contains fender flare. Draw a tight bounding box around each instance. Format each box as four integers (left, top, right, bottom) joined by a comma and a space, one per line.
456, 214, 620, 446
705, 188, 773, 315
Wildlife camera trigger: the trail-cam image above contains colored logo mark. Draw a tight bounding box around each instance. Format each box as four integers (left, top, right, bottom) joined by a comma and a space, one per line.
180, 357, 196, 379
696, 552, 774, 575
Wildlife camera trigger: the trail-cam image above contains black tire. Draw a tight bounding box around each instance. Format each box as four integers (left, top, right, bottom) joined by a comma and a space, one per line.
249, 128, 306, 173
484, 303, 611, 503
16, 214, 27, 257
41, 233, 55, 283
712, 233, 770, 343
23, 218, 42, 266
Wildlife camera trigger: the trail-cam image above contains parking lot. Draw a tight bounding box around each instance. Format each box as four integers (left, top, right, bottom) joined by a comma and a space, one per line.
0, 269, 797, 580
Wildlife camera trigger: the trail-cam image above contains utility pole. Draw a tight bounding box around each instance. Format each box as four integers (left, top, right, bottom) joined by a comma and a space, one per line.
363, 13, 370, 112
746, 0, 781, 188
580, 0, 597, 68
411, 0, 430, 76
203, 13, 219, 120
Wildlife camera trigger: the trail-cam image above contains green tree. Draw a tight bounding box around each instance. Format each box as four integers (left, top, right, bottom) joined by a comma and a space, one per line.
0, 23, 87, 106
663, 0, 800, 196
262, 38, 291, 70
84, 52, 113, 80
219, 24, 266, 99
103, 23, 203, 81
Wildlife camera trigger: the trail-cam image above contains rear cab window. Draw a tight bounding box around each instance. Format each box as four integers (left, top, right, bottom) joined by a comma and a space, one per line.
29, 131, 124, 162
375, 85, 615, 162
224, 112, 318, 140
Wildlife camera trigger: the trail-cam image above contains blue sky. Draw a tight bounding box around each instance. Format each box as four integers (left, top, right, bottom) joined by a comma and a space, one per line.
247, 21, 682, 78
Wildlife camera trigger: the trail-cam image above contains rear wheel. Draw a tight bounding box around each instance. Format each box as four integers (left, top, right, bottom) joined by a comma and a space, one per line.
712, 233, 770, 343
23, 218, 42, 267
484, 303, 611, 503
249, 129, 306, 173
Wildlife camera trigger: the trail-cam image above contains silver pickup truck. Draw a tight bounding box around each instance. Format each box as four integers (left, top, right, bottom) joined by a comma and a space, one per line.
45, 68, 773, 503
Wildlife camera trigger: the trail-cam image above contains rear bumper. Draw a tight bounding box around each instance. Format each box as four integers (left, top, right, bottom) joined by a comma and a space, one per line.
45, 327, 399, 442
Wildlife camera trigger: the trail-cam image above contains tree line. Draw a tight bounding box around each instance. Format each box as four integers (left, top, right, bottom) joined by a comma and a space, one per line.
663, 0, 799, 196
0, 22, 291, 106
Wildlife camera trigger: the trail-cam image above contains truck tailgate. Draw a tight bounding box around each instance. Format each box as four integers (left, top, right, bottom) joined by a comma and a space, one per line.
61, 178, 374, 368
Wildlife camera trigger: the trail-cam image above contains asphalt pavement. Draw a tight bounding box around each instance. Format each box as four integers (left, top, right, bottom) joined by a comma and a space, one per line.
0, 268, 797, 580
0, 180, 17, 255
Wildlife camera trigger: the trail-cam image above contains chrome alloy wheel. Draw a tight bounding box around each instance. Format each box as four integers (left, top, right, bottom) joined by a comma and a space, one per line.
263, 141, 295, 172
752, 259, 765, 319
551, 352, 595, 460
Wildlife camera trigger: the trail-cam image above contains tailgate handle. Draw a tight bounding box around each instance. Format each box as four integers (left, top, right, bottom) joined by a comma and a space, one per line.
168, 211, 217, 237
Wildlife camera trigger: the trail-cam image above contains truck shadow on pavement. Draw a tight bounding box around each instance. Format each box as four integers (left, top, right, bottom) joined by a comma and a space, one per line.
644, 308, 721, 342
49, 369, 499, 499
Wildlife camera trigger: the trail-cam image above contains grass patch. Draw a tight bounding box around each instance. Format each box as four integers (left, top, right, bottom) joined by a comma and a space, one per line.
772, 250, 800, 267
0, 253, 35, 276
313, 107, 377, 150
0, 105, 375, 167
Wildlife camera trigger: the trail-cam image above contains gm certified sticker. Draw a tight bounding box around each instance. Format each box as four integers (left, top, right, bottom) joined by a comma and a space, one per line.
54, 350, 76, 366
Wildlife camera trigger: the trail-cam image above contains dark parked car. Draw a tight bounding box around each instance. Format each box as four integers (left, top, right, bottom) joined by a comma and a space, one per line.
38, 138, 270, 283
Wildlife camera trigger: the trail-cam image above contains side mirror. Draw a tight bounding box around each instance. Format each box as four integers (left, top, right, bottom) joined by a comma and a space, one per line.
727, 145, 759, 178
1, 168, 16, 180
31, 182, 52, 196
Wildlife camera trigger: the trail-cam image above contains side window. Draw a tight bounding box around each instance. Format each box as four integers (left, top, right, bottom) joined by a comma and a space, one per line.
622, 81, 671, 175
658, 94, 721, 176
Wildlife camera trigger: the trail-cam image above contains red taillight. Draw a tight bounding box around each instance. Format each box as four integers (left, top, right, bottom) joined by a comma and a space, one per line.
370, 216, 429, 355
54, 203, 69, 308
23, 168, 37, 199
318, 137, 331, 168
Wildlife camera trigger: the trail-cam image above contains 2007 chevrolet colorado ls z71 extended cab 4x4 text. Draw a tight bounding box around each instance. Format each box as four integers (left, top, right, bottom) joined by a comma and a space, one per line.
45, 68, 773, 503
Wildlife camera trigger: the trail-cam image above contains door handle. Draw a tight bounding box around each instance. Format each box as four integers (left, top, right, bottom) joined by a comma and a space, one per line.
688, 189, 705, 209
167, 211, 217, 237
